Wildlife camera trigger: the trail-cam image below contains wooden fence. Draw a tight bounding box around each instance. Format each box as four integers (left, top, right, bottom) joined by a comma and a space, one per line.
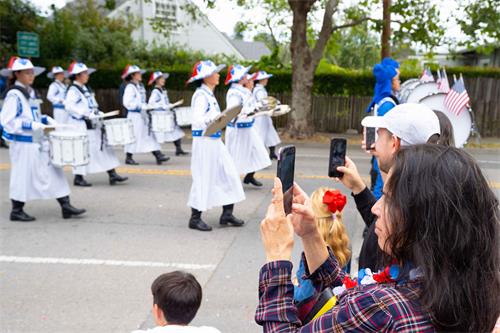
37, 77, 500, 137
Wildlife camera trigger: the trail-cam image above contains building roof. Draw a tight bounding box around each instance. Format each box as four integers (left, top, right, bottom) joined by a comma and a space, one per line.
227, 38, 272, 61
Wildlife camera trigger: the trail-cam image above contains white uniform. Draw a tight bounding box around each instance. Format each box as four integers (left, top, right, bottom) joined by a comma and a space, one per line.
0, 82, 70, 202
147, 87, 184, 143
187, 84, 245, 212
252, 84, 281, 147
225, 84, 271, 175
47, 80, 68, 125
123, 83, 161, 153
65, 82, 120, 175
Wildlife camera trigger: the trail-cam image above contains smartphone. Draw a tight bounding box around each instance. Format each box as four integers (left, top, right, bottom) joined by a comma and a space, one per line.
277, 145, 295, 215
365, 127, 376, 151
328, 138, 346, 178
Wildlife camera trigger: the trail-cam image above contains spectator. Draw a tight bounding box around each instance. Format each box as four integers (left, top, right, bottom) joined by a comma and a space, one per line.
338, 103, 440, 271
294, 187, 351, 303
257, 145, 500, 332
132, 271, 221, 333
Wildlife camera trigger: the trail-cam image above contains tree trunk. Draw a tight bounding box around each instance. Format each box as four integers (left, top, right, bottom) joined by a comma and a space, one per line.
381, 0, 391, 59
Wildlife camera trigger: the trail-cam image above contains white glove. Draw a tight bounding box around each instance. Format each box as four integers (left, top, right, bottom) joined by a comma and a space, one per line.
31, 122, 47, 130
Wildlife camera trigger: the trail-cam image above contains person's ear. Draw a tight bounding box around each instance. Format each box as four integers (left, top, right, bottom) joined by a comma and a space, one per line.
392, 135, 401, 152
152, 304, 167, 326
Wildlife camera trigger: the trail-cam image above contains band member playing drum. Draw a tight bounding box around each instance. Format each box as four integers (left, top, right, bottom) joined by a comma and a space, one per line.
252, 70, 281, 160
0, 57, 86, 221
46, 66, 68, 126
186, 60, 245, 231
225, 65, 271, 187
65, 61, 128, 187
147, 71, 187, 156
121, 65, 169, 165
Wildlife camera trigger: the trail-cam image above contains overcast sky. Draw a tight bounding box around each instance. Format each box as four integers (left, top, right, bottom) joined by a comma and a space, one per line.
29, 0, 465, 53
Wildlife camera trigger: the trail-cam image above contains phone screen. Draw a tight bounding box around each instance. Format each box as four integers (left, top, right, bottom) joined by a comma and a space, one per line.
365, 127, 376, 151
277, 145, 295, 215
328, 138, 346, 178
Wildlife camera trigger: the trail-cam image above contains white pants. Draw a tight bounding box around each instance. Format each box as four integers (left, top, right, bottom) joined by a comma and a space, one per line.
125, 112, 160, 154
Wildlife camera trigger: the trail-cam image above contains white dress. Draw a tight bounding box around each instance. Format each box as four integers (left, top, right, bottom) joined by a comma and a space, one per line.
122, 83, 161, 154
147, 87, 185, 143
252, 84, 281, 147
65, 82, 120, 175
0, 81, 70, 202
225, 84, 271, 175
187, 84, 245, 212
47, 80, 68, 126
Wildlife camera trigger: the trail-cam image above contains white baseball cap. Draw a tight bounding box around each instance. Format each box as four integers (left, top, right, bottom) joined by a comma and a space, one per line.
361, 103, 440, 146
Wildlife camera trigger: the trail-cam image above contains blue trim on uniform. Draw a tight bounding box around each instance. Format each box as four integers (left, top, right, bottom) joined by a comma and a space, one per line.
127, 108, 141, 113
192, 130, 222, 138
21, 121, 32, 130
53, 104, 64, 109
41, 115, 49, 125
15, 96, 23, 117
3, 132, 33, 142
227, 119, 255, 128
71, 115, 84, 121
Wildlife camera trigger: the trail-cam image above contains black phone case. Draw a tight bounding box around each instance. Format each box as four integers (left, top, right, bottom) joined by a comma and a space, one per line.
328, 138, 346, 178
365, 127, 376, 151
277, 146, 295, 215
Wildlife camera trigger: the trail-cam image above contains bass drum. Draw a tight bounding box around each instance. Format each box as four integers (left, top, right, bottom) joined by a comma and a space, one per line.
406, 82, 439, 103
419, 92, 472, 148
398, 79, 421, 103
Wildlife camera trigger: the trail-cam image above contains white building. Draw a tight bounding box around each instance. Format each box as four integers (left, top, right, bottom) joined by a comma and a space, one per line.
106, 0, 270, 60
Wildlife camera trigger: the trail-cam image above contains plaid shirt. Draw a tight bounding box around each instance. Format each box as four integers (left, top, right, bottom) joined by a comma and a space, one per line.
255, 248, 435, 332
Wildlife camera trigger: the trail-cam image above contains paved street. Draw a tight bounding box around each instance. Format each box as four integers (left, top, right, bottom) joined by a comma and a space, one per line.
1, 137, 499, 333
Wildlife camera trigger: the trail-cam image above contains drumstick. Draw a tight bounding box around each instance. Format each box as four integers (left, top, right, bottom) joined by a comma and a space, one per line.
169, 100, 184, 109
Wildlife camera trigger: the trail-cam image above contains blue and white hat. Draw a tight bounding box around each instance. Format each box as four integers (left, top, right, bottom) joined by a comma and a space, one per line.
122, 64, 146, 79
225, 64, 252, 85
254, 70, 273, 81
47, 66, 68, 79
148, 71, 170, 85
186, 60, 226, 84
0, 56, 45, 77
68, 62, 96, 76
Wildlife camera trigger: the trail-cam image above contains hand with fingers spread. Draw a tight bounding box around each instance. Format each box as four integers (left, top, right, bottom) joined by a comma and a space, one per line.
260, 178, 294, 263
288, 183, 316, 238
334, 156, 366, 195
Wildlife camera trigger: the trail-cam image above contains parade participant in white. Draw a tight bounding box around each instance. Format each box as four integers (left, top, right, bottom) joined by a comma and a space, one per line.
0, 57, 85, 222
122, 65, 169, 165
225, 65, 271, 187
186, 60, 245, 231
46, 66, 68, 126
65, 61, 128, 187
252, 70, 281, 159
147, 71, 187, 155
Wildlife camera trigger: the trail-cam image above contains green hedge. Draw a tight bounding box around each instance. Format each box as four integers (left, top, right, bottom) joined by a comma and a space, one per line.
34, 65, 500, 95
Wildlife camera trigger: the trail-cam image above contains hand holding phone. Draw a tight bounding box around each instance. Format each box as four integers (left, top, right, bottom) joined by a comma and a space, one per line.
277, 145, 296, 215
328, 138, 346, 178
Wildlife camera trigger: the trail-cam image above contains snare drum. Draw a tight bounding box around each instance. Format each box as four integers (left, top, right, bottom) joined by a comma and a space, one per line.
174, 107, 192, 127
103, 118, 136, 146
49, 132, 90, 167
151, 111, 175, 132
419, 92, 472, 148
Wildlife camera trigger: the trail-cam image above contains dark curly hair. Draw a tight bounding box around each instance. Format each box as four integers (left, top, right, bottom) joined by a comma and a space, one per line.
384, 144, 500, 332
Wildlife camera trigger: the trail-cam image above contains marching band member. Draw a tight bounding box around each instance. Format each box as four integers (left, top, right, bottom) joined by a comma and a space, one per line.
186, 60, 245, 231
225, 65, 271, 187
0, 57, 85, 221
147, 71, 187, 155
121, 65, 169, 165
65, 61, 128, 187
252, 70, 281, 160
46, 66, 68, 126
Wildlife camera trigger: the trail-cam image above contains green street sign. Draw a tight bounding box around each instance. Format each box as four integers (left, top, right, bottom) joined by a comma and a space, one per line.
17, 31, 39, 58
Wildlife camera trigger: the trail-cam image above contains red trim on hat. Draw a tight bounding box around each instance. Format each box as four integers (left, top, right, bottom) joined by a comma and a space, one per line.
68, 61, 77, 75
224, 65, 234, 85
122, 65, 131, 79
249, 72, 258, 81
148, 72, 156, 86
185, 61, 201, 85
7, 56, 19, 69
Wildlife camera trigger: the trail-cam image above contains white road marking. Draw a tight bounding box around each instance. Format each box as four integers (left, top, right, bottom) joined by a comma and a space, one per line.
0, 255, 216, 270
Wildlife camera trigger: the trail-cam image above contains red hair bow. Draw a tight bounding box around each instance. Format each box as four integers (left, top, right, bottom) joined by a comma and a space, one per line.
322, 190, 347, 213
343, 276, 357, 289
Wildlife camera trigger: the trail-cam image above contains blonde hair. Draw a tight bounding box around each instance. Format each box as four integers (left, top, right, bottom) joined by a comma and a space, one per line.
311, 187, 351, 268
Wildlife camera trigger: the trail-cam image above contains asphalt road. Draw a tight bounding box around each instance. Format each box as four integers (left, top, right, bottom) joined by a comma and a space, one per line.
1, 138, 499, 333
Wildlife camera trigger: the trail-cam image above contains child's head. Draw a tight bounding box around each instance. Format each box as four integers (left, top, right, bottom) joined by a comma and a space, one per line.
310, 187, 351, 268
151, 271, 202, 326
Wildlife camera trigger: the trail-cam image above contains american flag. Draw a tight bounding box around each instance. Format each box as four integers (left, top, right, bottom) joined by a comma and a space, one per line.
419, 68, 434, 83
444, 77, 470, 116
437, 68, 450, 93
